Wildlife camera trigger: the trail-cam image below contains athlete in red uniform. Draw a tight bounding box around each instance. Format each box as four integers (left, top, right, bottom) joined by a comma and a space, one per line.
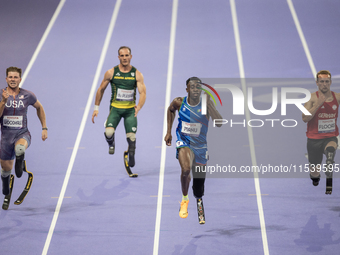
303, 70, 340, 194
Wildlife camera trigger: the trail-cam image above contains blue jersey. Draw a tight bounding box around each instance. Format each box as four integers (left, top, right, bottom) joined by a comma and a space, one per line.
0, 88, 37, 160
176, 97, 209, 164
0, 88, 37, 134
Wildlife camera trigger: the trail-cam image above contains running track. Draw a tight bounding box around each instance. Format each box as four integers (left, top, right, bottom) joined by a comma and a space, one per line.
1, 1, 340, 254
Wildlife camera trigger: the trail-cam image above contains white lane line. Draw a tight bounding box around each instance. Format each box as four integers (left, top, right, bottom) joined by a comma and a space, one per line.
153, 0, 178, 254
287, 0, 317, 78
41, 1, 122, 254
20, 0, 66, 88
229, 1, 270, 255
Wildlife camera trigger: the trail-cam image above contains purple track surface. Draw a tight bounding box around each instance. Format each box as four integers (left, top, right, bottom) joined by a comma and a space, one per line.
1, 0, 340, 254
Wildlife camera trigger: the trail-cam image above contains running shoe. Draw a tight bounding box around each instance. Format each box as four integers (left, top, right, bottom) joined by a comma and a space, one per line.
179, 200, 189, 218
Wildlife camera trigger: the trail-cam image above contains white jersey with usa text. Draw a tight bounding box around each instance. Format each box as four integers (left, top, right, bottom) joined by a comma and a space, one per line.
0, 88, 37, 133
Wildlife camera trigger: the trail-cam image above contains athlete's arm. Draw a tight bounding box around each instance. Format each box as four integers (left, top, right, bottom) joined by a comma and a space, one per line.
134, 70, 146, 117
33, 100, 48, 141
92, 69, 113, 123
302, 92, 325, 123
335, 92, 340, 105
164, 97, 182, 146
0, 88, 9, 117
207, 96, 223, 127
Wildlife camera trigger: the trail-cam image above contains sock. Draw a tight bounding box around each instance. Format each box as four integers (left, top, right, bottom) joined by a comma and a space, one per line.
182, 195, 189, 201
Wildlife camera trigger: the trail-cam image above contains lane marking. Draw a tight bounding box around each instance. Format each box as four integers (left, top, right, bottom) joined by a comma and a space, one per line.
20, 0, 66, 88
230, 1, 270, 255
288, 0, 340, 151
153, 1, 178, 255
41, 1, 122, 254
287, 0, 317, 78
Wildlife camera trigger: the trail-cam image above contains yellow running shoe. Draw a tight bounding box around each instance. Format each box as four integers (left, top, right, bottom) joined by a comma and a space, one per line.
179, 200, 189, 218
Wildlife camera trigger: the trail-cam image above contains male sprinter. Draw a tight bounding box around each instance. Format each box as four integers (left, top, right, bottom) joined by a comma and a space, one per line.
303, 70, 340, 194
92, 46, 146, 177
1, 66, 48, 209
164, 77, 222, 224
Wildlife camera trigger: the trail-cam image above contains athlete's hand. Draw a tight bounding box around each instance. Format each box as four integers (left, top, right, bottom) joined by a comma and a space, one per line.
134, 105, 141, 117
164, 133, 172, 146
1, 89, 9, 103
317, 92, 327, 107
42, 130, 48, 141
92, 110, 98, 123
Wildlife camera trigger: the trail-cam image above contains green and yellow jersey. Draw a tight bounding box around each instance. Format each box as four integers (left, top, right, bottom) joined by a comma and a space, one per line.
110, 65, 137, 109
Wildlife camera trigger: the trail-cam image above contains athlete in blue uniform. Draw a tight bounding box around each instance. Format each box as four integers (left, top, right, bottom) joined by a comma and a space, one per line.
164, 77, 222, 224
0, 67, 47, 208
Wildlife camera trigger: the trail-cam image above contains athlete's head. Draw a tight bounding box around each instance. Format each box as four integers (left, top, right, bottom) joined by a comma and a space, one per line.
186, 77, 202, 102
316, 70, 331, 81
6, 66, 22, 78
6, 66, 22, 89
316, 70, 332, 94
118, 46, 132, 67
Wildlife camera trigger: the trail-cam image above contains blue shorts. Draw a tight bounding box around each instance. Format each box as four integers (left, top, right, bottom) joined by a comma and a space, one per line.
0, 130, 31, 160
175, 139, 208, 165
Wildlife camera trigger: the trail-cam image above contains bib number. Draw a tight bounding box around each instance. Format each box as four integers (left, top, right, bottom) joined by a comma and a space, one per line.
181, 121, 201, 137
318, 119, 336, 133
3, 116, 23, 129
116, 89, 134, 101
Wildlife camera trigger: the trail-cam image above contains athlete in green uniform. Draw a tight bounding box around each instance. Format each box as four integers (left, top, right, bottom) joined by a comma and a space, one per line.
92, 46, 146, 172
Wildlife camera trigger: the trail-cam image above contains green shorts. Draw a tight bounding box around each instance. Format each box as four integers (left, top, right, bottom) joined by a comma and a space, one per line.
106, 106, 137, 133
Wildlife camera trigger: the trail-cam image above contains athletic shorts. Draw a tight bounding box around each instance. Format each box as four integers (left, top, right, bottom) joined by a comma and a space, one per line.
175, 139, 208, 165
307, 136, 338, 165
106, 106, 137, 133
0, 130, 31, 160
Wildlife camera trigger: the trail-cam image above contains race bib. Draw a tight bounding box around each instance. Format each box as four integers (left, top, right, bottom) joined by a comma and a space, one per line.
3, 116, 23, 129
181, 121, 201, 137
116, 88, 134, 101
318, 119, 336, 133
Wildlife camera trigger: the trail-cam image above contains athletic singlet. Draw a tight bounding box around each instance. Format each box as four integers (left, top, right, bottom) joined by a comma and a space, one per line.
0, 88, 37, 133
176, 96, 209, 149
110, 65, 137, 109
306, 91, 339, 139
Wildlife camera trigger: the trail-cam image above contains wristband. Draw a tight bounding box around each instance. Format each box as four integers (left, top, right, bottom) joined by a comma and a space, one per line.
42, 127, 48, 130
94, 105, 99, 111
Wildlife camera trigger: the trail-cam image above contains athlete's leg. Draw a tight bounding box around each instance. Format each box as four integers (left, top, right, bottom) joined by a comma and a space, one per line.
123, 108, 137, 167
14, 138, 28, 178
178, 147, 193, 197
324, 140, 337, 194
104, 127, 115, 154
324, 141, 337, 167
126, 133, 136, 167
307, 138, 323, 186
1, 160, 14, 195
192, 164, 206, 199
192, 163, 206, 224
177, 147, 193, 219
105, 107, 122, 155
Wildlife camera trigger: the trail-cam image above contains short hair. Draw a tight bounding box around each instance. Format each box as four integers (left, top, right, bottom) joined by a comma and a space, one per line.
186, 77, 201, 86
316, 70, 331, 80
6, 66, 22, 78
118, 46, 131, 55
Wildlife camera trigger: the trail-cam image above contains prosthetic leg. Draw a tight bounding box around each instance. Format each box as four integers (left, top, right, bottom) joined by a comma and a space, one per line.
325, 147, 335, 195
192, 164, 206, 224
15, 160, 33, 205
2, 175, 14, 210
124, 138, 138, 177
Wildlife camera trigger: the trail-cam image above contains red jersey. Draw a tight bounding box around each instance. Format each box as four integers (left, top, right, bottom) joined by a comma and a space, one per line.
306, 91, 339, 139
